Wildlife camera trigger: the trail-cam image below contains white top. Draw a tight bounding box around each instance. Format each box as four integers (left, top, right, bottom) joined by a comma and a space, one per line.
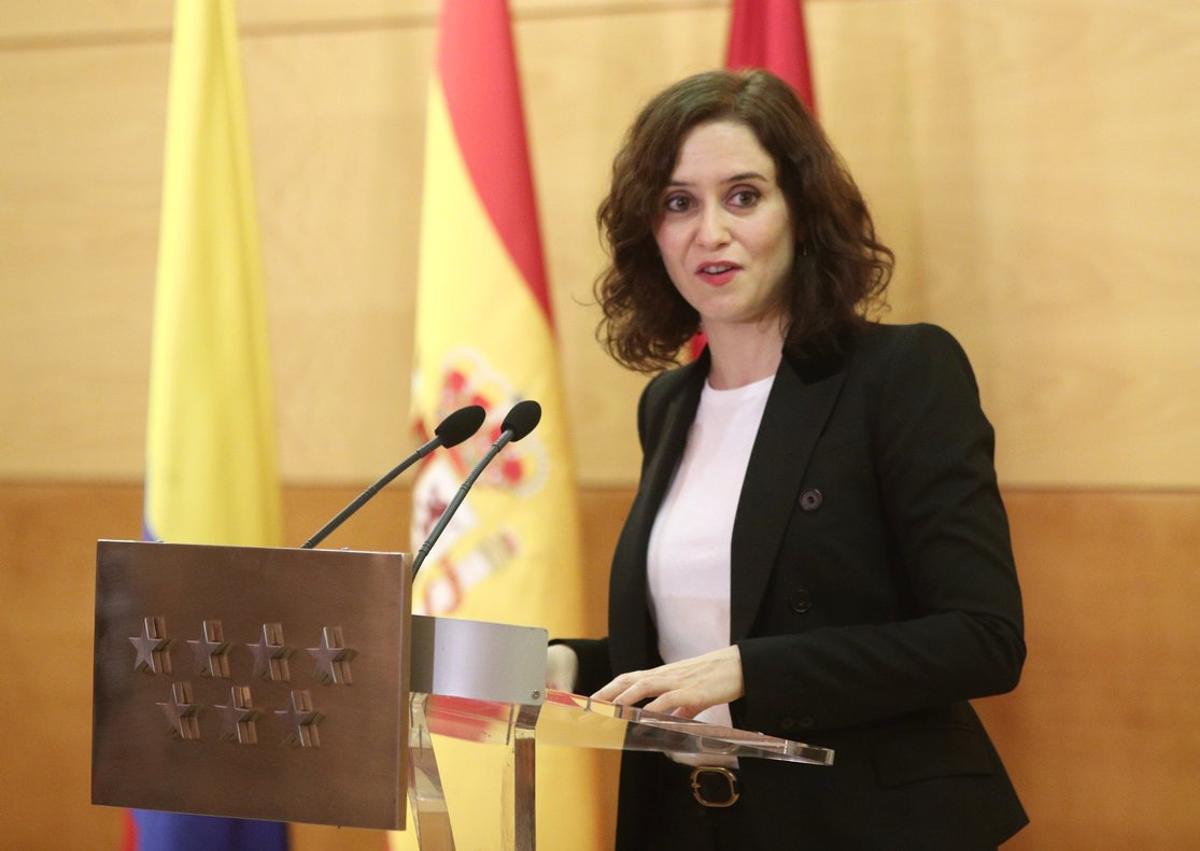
646, 373, 774, 743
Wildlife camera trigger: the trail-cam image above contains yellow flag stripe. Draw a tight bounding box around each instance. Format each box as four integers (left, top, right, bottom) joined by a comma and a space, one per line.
145, 0, 280, 548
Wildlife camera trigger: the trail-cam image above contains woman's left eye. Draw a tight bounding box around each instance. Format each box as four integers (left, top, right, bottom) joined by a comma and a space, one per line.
729, 189, 760, 207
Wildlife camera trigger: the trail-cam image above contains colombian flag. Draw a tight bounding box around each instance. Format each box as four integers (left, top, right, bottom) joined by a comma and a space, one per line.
134, 0, 286, 848
396, 0, 603, 847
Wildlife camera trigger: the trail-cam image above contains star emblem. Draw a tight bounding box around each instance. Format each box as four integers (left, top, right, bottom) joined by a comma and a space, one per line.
129, 616, 172, 675
187, 619, 232, 678
307, 626, 357, 685
157, 681, 201, 741
214, 685, 261, 745
247, 623, 293, 682
275, 689, 322, 748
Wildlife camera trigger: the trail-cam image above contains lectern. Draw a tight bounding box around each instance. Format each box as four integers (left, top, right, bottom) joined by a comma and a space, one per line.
92, 540, 833, 849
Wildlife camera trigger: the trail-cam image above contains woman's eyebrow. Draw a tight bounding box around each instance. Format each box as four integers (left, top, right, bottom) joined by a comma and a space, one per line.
725, 171, 768, 183
665, 171, 769, 188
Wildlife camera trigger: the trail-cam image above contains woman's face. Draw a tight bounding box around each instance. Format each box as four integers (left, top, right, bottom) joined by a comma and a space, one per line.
653, 120, 794, 336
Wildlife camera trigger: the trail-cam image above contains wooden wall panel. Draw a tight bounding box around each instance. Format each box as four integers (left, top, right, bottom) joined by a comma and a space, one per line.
0, 1, 725, 44
0, 38, 166, 480
979, 490, 1200, 848
242, 25, 430, 486
1, 0, 1197, 488
2, 482, 1197, 849
0, 484, 140, 851
810, 0, 1200, 488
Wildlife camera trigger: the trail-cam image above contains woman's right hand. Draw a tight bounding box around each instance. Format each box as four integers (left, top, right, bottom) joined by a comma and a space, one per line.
545, 643, 579, 693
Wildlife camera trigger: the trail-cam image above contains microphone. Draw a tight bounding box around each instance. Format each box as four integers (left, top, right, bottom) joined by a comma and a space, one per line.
411, 399, 541, 579
301, 405, 486, 549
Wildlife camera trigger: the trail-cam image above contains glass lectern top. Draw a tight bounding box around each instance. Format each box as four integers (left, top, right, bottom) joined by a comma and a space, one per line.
418, 689, 834, 766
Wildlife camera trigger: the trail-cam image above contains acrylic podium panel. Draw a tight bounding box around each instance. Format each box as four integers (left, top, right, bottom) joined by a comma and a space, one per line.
406, 689, 835, 850
418, 689, 834, 764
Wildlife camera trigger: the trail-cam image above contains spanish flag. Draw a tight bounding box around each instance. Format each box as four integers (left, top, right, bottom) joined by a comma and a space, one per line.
135, 0, 285, 848
396, 0, 602, 847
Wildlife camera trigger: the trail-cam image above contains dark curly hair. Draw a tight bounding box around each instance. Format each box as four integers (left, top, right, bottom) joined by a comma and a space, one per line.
595, 69, 893, 372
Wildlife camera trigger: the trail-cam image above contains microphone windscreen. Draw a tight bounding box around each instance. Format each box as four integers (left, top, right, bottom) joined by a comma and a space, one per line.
434, 405, 487, 448
501, 399, 542, 441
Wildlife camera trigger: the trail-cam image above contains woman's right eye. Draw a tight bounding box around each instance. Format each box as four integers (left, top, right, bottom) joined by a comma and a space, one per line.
664, 194, 691, 213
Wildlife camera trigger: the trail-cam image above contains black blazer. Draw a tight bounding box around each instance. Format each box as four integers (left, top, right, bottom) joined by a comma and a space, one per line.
563, 323, 1028, 849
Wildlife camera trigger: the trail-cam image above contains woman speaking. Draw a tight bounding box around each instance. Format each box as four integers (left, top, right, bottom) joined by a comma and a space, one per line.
549, 69, 1027, 849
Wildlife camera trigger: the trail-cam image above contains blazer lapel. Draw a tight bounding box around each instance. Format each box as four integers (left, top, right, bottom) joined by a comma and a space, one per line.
730, 350, 848, 642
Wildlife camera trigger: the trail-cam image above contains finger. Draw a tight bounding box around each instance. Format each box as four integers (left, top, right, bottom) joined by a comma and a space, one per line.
672, 704, 700, 720
611, 678, 663, 707
544, 645, 579, 693
641, 692, 676, 714
592, 671, 640, 703
643, 690, 695, 716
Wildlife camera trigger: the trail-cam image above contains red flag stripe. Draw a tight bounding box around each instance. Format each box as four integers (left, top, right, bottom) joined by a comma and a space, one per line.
435, 0, 552, 324
726, 0, 816, 112
123, 811, 137, 851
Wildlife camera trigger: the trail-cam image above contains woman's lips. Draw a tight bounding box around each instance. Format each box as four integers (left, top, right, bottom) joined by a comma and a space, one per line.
696, 263, 740, 287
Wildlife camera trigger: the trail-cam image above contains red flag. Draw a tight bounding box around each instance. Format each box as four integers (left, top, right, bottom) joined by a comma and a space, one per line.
727, 0, 816, 111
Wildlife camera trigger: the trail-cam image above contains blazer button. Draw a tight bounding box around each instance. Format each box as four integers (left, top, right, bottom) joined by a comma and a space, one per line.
799, 716, 815, 730
789, 589, 813, 614
800, 488, 823, 512
781, 718, 796, 730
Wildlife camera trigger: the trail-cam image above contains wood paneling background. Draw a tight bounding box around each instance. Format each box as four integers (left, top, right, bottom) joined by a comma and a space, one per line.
990, 490, 1200, 849
1, 484, 1198, 848
1, 0, 1197, 486
1, 0, 1198, 849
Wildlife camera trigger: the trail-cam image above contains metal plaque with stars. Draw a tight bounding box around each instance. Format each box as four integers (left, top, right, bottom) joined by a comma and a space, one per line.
91, 540, 411, 829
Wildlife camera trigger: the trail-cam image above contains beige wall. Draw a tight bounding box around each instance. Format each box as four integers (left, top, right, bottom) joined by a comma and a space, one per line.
2, 0, 1197, 487
2, 1, 1199, 849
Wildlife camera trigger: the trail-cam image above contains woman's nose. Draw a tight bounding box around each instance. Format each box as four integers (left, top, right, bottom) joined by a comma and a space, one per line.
696, 205, 731, 248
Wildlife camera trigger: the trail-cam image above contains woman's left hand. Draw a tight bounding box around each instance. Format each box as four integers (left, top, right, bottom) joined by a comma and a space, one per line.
591, 645, 745, 718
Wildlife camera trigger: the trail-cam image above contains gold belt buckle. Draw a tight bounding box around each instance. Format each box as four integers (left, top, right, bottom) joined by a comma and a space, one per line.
689, 765, 740, 808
